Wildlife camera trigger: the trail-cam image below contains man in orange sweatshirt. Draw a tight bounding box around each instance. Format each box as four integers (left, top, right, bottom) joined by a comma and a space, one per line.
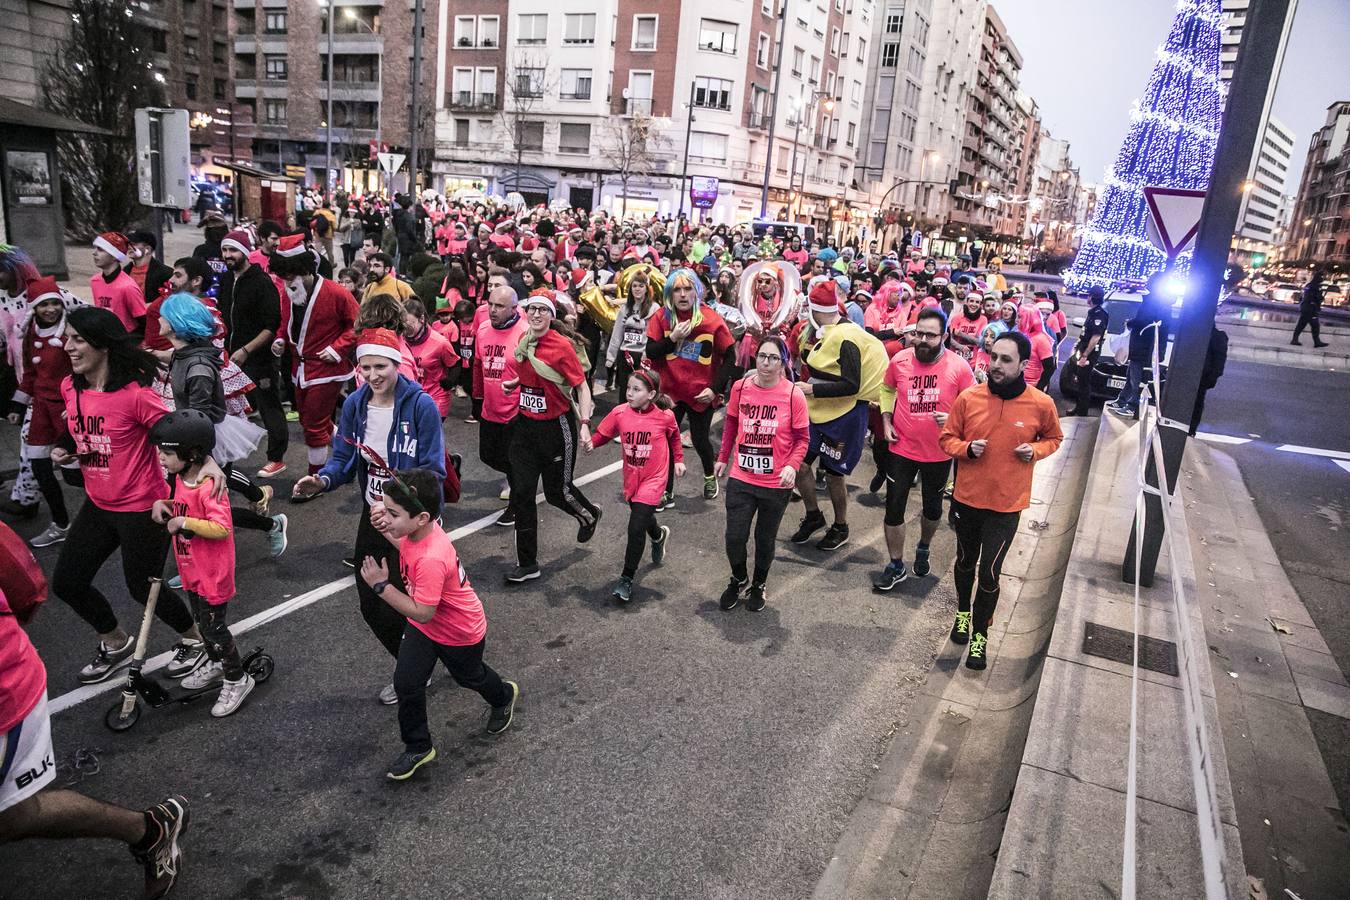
939, 331, 1062, 670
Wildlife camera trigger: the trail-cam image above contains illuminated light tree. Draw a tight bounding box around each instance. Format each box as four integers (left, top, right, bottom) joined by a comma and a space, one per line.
1064, 0, 1225, 293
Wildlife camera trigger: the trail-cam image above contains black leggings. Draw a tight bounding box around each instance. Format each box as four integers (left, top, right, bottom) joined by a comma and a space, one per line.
671, 402, 716, 478
884, 454, 951, 527
223, 463, 272, 532
623, 501, 663, 578
29, 457, 69, 527
724, 477, 792, 585
53, 502, 194, 636
188, 593, 242, 680
950, 499, 1020, 633
248, 367, 290, 463
1292, 308, 1321, 343
395, 629, 511, 754
354, 503, 408, 658
508, 413, 599, 568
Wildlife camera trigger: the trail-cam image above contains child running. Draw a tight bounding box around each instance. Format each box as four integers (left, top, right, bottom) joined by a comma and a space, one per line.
360, 468, 519, 781
149, 409, 254, 716
584, 368, 684, 603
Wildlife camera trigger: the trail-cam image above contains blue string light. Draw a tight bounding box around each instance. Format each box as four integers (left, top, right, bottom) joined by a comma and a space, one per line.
1064, 0, 1226, 292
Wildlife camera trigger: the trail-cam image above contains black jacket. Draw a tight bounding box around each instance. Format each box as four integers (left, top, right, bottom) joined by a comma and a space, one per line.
169, 340, 226, 424
217, 263, 281, 379
393, 207, 419, 256
125, 258, 174, 305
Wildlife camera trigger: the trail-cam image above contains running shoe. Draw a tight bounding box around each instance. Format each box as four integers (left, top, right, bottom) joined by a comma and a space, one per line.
387, 748, 437, 781
211, 674, 255, 717
77, 636, 136, 684
577, 507, 602, 543
378, 683, 399, 705
868, 470, 886, 494
965, 630, 988, 670
181, 660, 224, 691
911, 544, 931, 577
789, 511, 827, 544
658, 492, 676, 511
496, 506, 516, 527
29, 521, 70, 548
816, 522, 850, 552
165, 640, 207, 679
133, 795, 189, 900
872, 561, 909, 592
465, 414, 478, 424
486, 681, 520, 734
504, 564, 540, 583
1107, 404, 1136, 418
651, 525, 670, 565
746, 582, 767, 612
719, 577, 746, 611
611, 576, 633, 604
703, 475, 719, 500
256, 461, 287, 479
950, 611, 972, 645
252, 484, 274, 517
268, 514, 289, 558
499, 483, 511, 502
167, 575, 183, 589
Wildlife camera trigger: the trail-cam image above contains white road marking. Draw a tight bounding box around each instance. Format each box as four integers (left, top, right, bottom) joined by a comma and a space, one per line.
1276, 444, 1350, 461
1335, 461, 1350, 476
1196, 432, 1252, 445
48, 458, 625, 715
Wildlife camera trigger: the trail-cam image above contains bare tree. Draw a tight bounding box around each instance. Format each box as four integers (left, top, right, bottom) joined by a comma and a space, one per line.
497, 51, 558, 196
599, 113, 671, 218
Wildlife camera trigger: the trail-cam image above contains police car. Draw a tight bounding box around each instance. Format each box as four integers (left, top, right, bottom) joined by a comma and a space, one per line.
1059, 297, 1177, 403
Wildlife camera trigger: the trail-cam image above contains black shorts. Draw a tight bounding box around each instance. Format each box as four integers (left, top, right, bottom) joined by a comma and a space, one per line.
883, 453, 952, 527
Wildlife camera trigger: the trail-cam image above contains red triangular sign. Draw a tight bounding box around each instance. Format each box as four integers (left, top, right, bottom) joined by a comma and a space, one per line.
1142, 186, 1206, 258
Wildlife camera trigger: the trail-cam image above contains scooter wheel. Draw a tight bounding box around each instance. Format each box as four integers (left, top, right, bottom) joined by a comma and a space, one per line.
248, 654, 275, 683
104, 699, 142, 732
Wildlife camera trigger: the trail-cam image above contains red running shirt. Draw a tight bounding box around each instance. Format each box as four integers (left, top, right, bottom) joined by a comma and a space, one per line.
61, 378, 170, 512
475, 316, 527, 423
399, 524, 487, 647
718, 376, 810, 489
168, 475, 236, 605
882, 348, 975, 463
593, 403, 682, 505
515, 330, 584, 421
0, 587, 46, 733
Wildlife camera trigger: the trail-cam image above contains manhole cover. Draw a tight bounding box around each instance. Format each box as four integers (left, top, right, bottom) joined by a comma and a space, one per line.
1083, 622, 1179, 676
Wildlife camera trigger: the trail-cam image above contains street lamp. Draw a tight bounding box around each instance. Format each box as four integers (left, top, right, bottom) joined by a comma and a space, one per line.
320, 0, 333, 196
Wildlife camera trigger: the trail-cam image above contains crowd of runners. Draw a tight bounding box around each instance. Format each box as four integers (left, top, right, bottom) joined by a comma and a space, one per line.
0, 194, 1065, 897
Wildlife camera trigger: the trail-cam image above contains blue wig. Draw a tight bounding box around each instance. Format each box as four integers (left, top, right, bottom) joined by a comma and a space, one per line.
160, 292, 217, 340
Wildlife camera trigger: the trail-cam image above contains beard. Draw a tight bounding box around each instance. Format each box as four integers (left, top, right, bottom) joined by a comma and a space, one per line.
914, 343, 940, 364
286, 278, 309, 307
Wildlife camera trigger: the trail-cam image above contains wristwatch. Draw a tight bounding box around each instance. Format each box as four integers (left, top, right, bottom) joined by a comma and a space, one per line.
371, 580, 391, 596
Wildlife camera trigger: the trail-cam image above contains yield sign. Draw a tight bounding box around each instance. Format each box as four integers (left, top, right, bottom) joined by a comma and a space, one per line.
377, 152, 405, 174
1142, 186, 1206, 258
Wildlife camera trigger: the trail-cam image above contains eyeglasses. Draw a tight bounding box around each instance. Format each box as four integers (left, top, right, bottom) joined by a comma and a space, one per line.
755, 353, 783, 363
525, 306, 552, 315
913, 331, 944, 341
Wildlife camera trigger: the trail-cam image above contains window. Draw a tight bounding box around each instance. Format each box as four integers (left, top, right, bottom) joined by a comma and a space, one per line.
517, 14, 547, 44
213, 78, 226, 100
688, 131, 727, 163
560, 68, 592, 100
791, 47, 804, 77
906, 47, 924, 77
264, 55, 287, 80
633, 15, 657, 50
756, 33, 769, 67
885, 11, 901, 33
808, 55, 820, 84
453, 118, 470, 147
185, 79, 198, 101
699, 19, 737, 54
264, 99, 286, 124
851, 80, 862, 105
514, 67, 544, 98
454, 16, 475, 46
750, 84, 769, 125
627, 71, 653, 114
559, 123, 591, 153
563, 13, 596, 45
150, 29, 167, 53
830, 28, 840, 57
841, 32, 850, 55
903, 80, 921, 109
184, 36, 199, 59
846, 122, 856, 147
478, 16, 499, 47
881, 42, 899, 67
516, 121, 545, 151
856, 37, 866, 63
693, 76, 733, 111
776, 146, 789, 173
264, 11, 286, 34
452, 67, 473, 104
825, 71, 836, 96
476, 67, 497, 103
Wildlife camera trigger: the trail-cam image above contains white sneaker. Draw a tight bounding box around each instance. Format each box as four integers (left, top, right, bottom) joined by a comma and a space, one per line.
211, 674, 255, 717
30, 521, 70, 548
181, 659, 223, 690
378, 683, 398, 705
498, 482, 511, 502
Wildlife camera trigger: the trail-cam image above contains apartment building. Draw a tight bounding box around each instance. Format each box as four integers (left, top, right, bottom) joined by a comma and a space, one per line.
232, 0, 438, 192
1285, 101, 1350, 267
432, 0, 870, 230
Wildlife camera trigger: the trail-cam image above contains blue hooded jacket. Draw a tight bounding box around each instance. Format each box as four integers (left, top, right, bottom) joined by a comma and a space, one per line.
316, 375, 445, 494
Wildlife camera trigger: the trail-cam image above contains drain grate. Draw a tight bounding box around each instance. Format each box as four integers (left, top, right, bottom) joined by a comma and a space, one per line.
1082, 622, 1179, 676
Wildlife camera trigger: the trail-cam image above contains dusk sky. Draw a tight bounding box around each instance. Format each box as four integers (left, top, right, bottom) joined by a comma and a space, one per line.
994, 0, 1350, 194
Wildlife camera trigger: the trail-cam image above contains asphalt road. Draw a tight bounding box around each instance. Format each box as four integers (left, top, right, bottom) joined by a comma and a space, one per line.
2, 389, 962, 900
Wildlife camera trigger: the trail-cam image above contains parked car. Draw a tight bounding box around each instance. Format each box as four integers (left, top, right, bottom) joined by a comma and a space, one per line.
1266, 281, 1304, 304
1058, 297, 1177, 404
1247, 276, 1270, 296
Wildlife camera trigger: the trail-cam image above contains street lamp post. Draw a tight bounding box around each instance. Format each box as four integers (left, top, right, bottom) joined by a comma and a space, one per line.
757, 0, 789, 218
321, 0, 333, 196
678, 80, 697, 224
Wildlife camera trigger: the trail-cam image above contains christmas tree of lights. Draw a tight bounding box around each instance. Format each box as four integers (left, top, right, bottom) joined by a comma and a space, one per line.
1064, 0, 1226, 293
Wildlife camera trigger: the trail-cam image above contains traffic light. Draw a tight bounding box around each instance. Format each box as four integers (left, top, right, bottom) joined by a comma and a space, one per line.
1250, 252, 1266, 268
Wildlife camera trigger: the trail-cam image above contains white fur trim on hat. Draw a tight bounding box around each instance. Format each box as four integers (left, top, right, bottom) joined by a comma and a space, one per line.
523, 295, 556, 316
93, 235, 129, 263
354, 342, 402, 363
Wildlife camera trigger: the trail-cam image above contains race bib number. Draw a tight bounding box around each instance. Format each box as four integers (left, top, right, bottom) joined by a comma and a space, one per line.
621, 327, 647, 354
737, 443, 774, 474
819, 436, 844, 462
518, 385, 547, 414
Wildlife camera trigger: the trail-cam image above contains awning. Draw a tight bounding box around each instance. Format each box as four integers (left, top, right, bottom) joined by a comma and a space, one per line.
217, 161, 298, 182
0, 97, 114, 136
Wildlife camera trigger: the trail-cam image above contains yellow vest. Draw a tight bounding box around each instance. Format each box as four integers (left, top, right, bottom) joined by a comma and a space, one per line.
802, 321, 888, 423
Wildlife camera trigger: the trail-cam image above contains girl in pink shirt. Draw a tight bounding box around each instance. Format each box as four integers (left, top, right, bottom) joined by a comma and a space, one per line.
402, 299, 461, 418
586, 369, 684, 603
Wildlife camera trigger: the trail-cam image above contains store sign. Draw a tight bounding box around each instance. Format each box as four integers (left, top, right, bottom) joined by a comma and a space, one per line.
689, 176, 719, 209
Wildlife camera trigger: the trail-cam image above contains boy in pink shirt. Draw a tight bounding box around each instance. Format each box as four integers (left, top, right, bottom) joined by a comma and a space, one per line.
361, 468, 519, 781
149, 409, 255, 717
586, 369, 685, 603
91, 232, 147, 333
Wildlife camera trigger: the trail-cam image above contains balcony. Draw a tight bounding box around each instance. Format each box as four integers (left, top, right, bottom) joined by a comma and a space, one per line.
448, 91, 498, 111
513, 84, 544, 100
453, 37, 498, 50
748, 112, 769, 130
235, 36, 257, 55
316, 34, 384, 54
624, 97, 652, 116
559, 91, 592, 101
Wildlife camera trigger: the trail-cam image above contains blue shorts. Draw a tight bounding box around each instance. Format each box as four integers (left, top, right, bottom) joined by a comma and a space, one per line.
805, 400, 870, 476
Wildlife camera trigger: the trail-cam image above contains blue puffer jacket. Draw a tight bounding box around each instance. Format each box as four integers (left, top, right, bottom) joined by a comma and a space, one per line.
316, 375, 445, 495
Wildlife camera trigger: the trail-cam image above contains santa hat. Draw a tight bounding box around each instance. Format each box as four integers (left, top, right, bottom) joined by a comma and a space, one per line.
570, 267, 592, 289
354, 328, 402, 363
221, 229, 253, 256
1036, 300, 1055, 314
93, 232, 130, 264
931, 276, 949, 287
275, 234, 307, 257
522, 293, 555, 316
967, 291, 984, 303
26, 276, 63, 308
897, 282, 916, 300
808, 280, 842, 315
495, 219, 514, 232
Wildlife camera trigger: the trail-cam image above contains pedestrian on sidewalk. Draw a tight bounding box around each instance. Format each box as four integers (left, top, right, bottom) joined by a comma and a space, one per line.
939, 332, 1063, 669
1190, 325, 1228, 437
1291, 269, 1329, 348
1108, 284, 1170, 418
1065, 286, 1110, 417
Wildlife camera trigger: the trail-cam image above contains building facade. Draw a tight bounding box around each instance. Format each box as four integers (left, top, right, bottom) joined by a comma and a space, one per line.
1285, 101, 1350, 267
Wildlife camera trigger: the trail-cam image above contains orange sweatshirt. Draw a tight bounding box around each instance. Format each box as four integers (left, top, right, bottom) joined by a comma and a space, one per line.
939, 382, 1062, 513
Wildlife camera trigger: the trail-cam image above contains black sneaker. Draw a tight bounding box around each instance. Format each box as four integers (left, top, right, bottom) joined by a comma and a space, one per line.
386, 748, 437, 781
504, 565, 540, 584
911, 545, 931, 577
950, 611, 972, 645
816, 523, 850, 551
746, 582, 767, 612
872, 561, 908, 591
965, 630, 988, 670
789, 511, 827, 544
487, 681, 519, 734
658, 492, 676, 511
719, 577, 746, 611
650, 525, 670, 565
577, 507, 602, 544
496, 506, 516, 527
612, 576, 633, 604
133, 795, 189, 900
868, 470, 886, 494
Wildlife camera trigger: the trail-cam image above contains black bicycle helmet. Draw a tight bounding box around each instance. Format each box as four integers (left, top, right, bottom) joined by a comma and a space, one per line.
149, 409, 216, 458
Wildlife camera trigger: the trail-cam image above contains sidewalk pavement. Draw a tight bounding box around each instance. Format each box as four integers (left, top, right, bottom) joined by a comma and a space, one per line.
812, 416, 1097, 899
56, 226, 203, 303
